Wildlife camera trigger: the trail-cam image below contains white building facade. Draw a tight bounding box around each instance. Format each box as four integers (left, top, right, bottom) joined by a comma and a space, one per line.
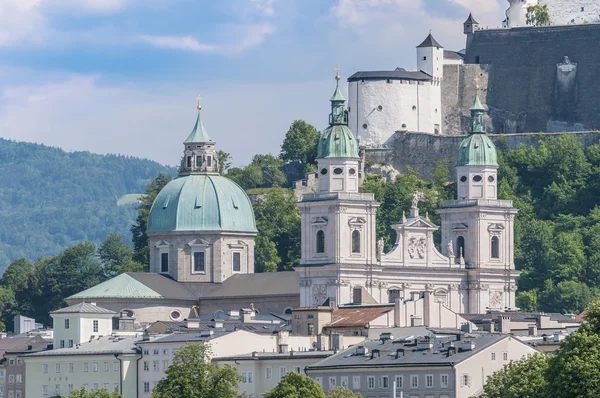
296, 80, 518, 314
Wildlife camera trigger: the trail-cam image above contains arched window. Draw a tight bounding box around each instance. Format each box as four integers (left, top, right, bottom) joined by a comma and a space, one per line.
491, 236, 500, 259
352, 230, 361, 253
316, 230, 325, 254
456, 236, 465, 259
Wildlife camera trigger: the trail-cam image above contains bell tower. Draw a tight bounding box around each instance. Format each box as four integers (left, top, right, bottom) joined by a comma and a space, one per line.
438, 87, 519, 313
179, 95, 219, 175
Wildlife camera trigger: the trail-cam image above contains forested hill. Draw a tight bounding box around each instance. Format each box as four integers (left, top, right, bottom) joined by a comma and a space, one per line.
0, 138, 176, 273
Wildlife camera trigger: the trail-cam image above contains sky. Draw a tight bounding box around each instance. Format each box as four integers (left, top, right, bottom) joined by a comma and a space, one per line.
0, 0, 507, 167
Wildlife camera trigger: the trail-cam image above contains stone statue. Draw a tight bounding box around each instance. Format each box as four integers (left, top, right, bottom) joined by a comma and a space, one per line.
447, 240, 455, 259
553, 55, 578, 123
411, 191, 425, 209
377, 238, 384, 259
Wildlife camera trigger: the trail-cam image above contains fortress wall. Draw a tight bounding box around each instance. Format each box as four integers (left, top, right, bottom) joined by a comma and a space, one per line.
542, 0, 600, 25
366, 131, 600, 181
465, 24, 600, 134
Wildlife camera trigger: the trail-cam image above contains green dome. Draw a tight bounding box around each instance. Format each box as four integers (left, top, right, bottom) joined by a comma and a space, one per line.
147, 174, 257, 234
317, 125, 360, 159
457, 133, 498, 167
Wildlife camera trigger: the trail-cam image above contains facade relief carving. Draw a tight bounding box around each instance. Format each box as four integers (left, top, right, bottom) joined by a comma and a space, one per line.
489, 291, 503, 308
311, 284, 328, 305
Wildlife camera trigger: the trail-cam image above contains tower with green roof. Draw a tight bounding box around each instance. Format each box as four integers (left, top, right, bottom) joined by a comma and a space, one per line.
146, 99, 257, 284
296, 71, 380, 308
438, 88, 519, 313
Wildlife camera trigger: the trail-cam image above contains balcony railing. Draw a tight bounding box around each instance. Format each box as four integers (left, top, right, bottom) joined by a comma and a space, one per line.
441, 199, 514, 208
301, 192, 375, 202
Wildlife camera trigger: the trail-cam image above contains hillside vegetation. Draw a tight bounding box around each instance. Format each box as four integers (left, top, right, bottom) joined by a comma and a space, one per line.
0, 138, 176, 273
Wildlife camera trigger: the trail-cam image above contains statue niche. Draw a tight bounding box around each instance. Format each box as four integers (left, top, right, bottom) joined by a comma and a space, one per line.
553, 56, 578, 123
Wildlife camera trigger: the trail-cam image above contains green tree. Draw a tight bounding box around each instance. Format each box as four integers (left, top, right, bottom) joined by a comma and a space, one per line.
325, 386, 362, 398
69, 387, 123, 397
98, 233, 144, 277
131, 173, 172, 264
0, 259, 37, 317
151, 343, 240, 398
584, 298, 600, 334
280, 120, 320, 165
516, 290, 538, 312
482, 353, 550, 398
216, 150, 232, 174
526, 4, 551, 26
251, 154, 286, 188
252, 189, 300, 272
546, 324, 600, 397
264, 372, 325, 398
0, 287, 16, 331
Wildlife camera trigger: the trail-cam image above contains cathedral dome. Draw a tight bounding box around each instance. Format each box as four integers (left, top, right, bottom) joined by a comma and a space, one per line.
147, 174, 257, 233
457, 133, 498, 167
317, 125, 360, 159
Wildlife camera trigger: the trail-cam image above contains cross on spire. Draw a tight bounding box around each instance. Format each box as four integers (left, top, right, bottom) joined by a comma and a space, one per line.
335, 66, 340, 81
196, 94, 202, 113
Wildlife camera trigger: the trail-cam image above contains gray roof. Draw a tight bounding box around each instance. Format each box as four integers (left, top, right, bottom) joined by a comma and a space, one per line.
348, 70, 431, 82
51, 303, 116, 315
0, 335, 49, 357
464, 13, 478, 25
216, 350, 336, 362
142, 331, 231, 344
184, 271, 299, 299
417, 33, 443, 48
444, 50, 464, 60
306, 333, 507, 370
147, 320, 290, 335
461, 312, 580, 324
23, 335, 143, 357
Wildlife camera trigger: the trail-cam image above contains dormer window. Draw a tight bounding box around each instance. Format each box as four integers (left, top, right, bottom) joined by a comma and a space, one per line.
196, 156, 202, 168
207, 156, 212, 168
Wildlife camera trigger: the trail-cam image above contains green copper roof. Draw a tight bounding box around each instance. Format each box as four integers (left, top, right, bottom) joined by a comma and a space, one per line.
470, 92, 484, 111
457, 133, 498, 166
184, 112, 213, 143
67, 273, 163, 300
147, 174, 257, 233
330, 80, 346, 102
317, 125, 360, 159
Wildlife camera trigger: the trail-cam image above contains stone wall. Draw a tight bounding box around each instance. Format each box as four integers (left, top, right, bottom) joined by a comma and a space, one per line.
366, 131, 600, 180
465, 24, 600, 134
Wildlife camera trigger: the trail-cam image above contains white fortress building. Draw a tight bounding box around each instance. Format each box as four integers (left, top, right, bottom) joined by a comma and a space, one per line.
348, 33, 464, 147
504, 0, 600, 28
297, 74, 519, 314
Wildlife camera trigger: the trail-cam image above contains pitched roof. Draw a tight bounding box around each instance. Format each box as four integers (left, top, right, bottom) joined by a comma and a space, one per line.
324, 305, 395, 329
348, 70, 431, 82
461, 312, 580, 324
0, 335, 49, 357
147, 320, 291, 335
23, 335, 142, 357
306, 333, 507, 370
184, 112, 213, 143
417, 33, 443, 48
464, 13, 478, 25
183, 271, 300, 299
67, 273, 197, 301
444, 50, 464, 60
51, 302, 116, 315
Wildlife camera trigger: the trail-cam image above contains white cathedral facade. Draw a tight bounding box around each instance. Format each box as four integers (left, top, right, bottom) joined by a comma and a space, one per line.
296, 75, 519, 314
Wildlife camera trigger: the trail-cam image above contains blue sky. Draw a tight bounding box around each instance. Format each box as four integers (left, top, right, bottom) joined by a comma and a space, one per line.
0, 0, 506, 166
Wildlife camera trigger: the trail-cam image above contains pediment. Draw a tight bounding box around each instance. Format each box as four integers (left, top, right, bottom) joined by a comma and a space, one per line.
154, 240, 171, 248
348, 217, 366, 226
452, 223, 469, 231
404, 216, 437, 229
311, 217, 328, 225
228, 240, 248, 249
188, 238, 210, 247
488, 223, 505, 232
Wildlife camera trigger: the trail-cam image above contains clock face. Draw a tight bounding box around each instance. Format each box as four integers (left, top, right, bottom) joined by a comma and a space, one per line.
489, 291, 503, 308
312, 284, 328, 305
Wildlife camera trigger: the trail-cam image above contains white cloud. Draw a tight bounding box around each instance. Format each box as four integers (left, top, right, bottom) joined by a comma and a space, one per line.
250, 0, 277, 16
138, 35, 218, 52
139, 23, 276, 54
45, 0, 131, 13
0, 0, 46, 46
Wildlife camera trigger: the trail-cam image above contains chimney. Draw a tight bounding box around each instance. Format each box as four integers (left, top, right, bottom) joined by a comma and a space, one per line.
370, 349, 380, 359
499, 316, 511, 334
118, 313, 135, 332
447, 345, 456, 357
187, 319, 200, 329
482, 319, 494, 332
142, 331, 150, 341
395, 348, 405, 358
213, 321, 224, 329
27, 345, 33, 351
379, 333, 393, 344
278, 344, 289, 354
528, 324, 538, 337
355, 346, 367, 356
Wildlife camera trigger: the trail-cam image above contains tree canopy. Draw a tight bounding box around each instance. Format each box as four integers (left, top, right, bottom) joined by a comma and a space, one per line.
69, 388, 123, 398
151, 343, 240, 398
280, 120, 320, 166
264, 372, 325, 398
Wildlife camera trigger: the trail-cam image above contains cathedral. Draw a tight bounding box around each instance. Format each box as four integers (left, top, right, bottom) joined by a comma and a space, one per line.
67, 72, 518, 323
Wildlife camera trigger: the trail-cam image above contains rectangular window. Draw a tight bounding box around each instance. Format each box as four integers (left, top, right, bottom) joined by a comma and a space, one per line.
153, 349, 159, 355
104, 383, 109, 391
341, 376, 348, 388
17, 359, 21, 366
68, 363, 74, 373
379, 376, 389, 389
64, 319, 70, 329
193, 251, 205, 273
265, 367, 272, 379
8, 375, 14, 383
42, 364, 48, 374
163, 349, 168, 355
352, 376, 360, 390
491, 352, 496, 360
8, 359, 14, 366
83, 363, 88, 373
143, 382, 149, 393
186, 156, 191, 168
15, 391, 21, 398
207, 156, 212, 167
15, 374, 21, 383
461, 374, 471, 387
114, 384, 119, 392
163, 360, 169, 370
232, 252, 241, 272
248, 371, 253, 383
367, 376, 375, 389
279, 367, 286, 379
143, 349, 149, 356
114, 361, 120, 372
426, 374, 433, 388
93, 383, 99, 391
161, 252, 169, 273
411, 375, 418, 388
395, 375, 403, 388
315, 377, 322, 387
104, 362, 109, 372
503, 352, 508, 361
196, 156, 202, 168
93, 320, 99, 333
42, 385, 48, 396
55, 385, 60, 395
441, 374, 449, 388
92, 362, 98, 372
68, 385, 73, 393
60, 340, 65, 348
55, 363, 60, 374
68, 339, 74, 348
241, 372, 247, 384
329, 377, 336, 389
143, 361, 149, 372
153, 361, 159, 371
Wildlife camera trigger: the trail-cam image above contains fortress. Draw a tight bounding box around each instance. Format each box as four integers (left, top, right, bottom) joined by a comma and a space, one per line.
354, 0, 600, 178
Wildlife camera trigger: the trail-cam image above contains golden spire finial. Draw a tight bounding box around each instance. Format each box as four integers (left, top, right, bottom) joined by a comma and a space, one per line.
196, 94, 202, 112
475, 75, 480, 91
335, 66, 341, 81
